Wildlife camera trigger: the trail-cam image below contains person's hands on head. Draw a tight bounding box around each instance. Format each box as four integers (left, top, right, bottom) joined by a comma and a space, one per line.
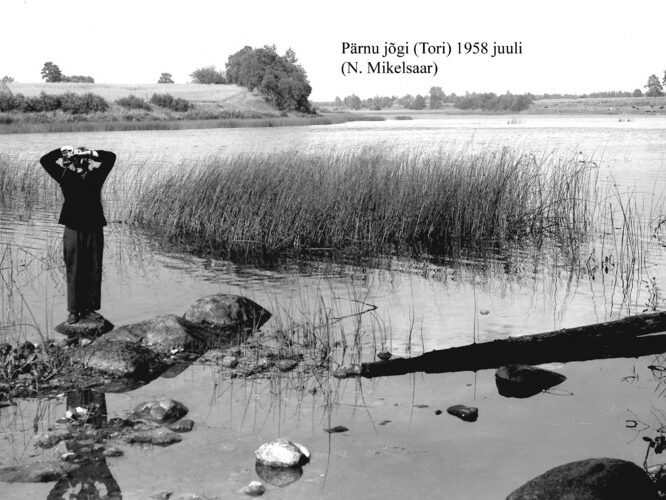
71, 147, 91, 158
67, 146, 93, 173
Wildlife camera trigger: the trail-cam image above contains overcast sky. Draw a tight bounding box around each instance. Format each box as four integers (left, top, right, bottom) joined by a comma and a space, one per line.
3, 0, 665, 101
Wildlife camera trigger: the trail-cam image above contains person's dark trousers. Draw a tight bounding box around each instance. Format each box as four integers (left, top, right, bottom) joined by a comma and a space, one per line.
63, 226, 103, 314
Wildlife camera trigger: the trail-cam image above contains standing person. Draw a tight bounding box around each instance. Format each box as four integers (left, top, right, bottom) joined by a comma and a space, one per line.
40, 146, 116, 324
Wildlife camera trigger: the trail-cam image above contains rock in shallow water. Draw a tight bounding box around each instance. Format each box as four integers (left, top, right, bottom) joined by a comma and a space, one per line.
324, 425, 349, 433
447, 405, 478, 422
495, 364, 567, 398
506, 458, 658, 500
184, 294, 272, 335
277, 358, 299, 372
132, 399, 189, 422
55, 317, 114, 338
124, 428, 182, 446
255, 439, 310, 467
166, 418, 195, 433
240, 480, 266, 496
106, 314, 204, 355
72, 339, 166, 379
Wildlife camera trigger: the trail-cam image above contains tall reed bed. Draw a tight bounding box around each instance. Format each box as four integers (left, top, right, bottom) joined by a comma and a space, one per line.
0, 154, 60, 204
127, 146, 596, 258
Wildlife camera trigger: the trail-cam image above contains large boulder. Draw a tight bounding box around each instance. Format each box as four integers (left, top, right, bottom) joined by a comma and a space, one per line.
184, 294, 271, 337
71, 339, 167, 380
105, 315, 204, 355
507, 458, 658, 499
255, 439, 310, 467
495, 364, 566, 398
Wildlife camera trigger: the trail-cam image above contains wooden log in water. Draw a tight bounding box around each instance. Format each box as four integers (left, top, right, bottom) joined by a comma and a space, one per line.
361, 310, 666, 378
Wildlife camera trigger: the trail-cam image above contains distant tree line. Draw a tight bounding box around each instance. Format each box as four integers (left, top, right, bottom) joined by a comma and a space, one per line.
454, 93, 534, 112
334, 88, 532, 112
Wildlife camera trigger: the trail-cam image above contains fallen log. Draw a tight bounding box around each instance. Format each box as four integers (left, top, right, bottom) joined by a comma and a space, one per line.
361, 310, 666, 378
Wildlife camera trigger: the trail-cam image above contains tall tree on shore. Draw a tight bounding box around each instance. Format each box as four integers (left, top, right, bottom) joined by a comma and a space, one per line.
410, 94, 426, 110
429, 86, 445, 109
158, 73, 174, 84
645, 74, 664, 97
41, 62, 63, 82
225, 45, 312, 112
342, 94, 361, 110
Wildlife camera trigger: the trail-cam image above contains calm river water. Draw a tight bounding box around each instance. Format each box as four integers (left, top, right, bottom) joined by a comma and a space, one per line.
2, 115, 666, 499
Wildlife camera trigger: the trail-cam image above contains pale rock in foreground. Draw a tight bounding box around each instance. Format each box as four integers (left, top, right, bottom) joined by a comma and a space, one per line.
240, 480, 266, 496
255, 438, 310, 467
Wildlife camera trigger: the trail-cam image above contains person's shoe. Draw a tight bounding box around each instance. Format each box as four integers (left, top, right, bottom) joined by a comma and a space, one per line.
80, 311, 103, 321
66, 312, 79, 324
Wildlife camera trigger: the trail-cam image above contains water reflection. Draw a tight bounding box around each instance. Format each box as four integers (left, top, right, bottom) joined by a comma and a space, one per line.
46, 390, 121, 500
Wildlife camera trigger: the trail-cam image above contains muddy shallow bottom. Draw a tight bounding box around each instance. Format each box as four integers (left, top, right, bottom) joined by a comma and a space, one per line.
1, 353, 662, 499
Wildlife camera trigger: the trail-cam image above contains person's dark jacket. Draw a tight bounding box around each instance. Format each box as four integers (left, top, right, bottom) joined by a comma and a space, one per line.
40, 149, 116, 231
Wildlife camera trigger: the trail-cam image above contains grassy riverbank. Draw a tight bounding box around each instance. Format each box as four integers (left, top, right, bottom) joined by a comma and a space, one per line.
0, 82, 384, 133
124, 147, 596, 259
0, 113, 384, 134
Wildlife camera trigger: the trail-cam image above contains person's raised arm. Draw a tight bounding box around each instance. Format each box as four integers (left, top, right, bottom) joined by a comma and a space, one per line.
90, 150, 116, 183
40, 147, 70, 182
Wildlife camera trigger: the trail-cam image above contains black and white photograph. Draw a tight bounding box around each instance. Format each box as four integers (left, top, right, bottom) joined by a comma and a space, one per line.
2, 0, 666, 498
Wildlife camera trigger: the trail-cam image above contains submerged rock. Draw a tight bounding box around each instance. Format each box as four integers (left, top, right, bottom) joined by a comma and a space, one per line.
55, 317, 114, 338
447, 405, 478, 422
132, 399, 189, 422
166, 418, 195, 433
221, 355, 239, 368
102, 447, 124, 458
324, 425, 349, 433
507, 458, 658, 500
36, 428, 74, 448
377, 351, 392, 360
255, 438, 310, 467
0, 460, 80, 483
277, 358, 299, 372
183, 294, 272, 336
240, 480, 266, 496
72, 339, 166, 379
150, 491, 173, 500
106, 314, 204, 355
495, 364, 567, 398
124, 428, 182, 446
255, 463, 303, 487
